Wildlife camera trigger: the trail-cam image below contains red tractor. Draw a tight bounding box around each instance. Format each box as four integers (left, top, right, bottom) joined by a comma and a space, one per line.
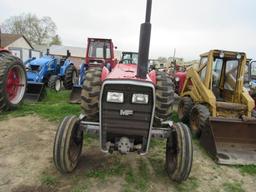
0, 32, 27, 112
69, 38, 118, 103
53, 0, 193, 182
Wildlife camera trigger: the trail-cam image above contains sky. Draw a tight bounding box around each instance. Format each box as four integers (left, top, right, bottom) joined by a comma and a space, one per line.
0, 0, 255, 60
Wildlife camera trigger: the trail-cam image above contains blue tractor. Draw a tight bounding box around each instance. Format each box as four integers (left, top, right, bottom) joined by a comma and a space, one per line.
25, 50, 77, 101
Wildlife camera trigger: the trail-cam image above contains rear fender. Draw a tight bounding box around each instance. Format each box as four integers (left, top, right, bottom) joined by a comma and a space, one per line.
0, 48, 10, 53
101, 66, 110, 81
148, 70, 156, 85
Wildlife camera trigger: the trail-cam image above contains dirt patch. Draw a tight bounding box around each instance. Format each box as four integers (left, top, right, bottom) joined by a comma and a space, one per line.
0, 116, 57, 192
0, 116, 256, 192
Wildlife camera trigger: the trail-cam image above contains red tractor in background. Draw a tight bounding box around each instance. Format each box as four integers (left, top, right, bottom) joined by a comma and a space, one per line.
69, 38, 118, 103
53, 0, 193, 182
120, 51, 138, 64
0, 30, 27, 112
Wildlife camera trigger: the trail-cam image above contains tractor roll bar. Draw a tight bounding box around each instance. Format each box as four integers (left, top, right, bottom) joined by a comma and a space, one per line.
137, 0, 152, 79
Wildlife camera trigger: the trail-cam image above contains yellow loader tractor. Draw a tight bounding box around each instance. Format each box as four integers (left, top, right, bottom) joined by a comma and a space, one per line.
178, 50, 256, 165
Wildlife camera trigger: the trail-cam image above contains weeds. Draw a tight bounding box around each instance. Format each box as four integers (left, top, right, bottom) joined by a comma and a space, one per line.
237, 165, 256, 176
223, 181, 245, 192
175, 177, 199, 192
86, 155, 126, 180
40, 174, 57, 186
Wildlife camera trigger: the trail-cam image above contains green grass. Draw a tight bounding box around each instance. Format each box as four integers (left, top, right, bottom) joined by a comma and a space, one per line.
237, 165, 256, 176
0, 90, 80, 121
223, 181, 245, 192
40, 174, 57, 186
148, 156, 166, 177
175, 177, 199, 192
171, 112, 179, 122
71, 183, 89, 192
122, 159, 151, 192
86, 155, 126, 180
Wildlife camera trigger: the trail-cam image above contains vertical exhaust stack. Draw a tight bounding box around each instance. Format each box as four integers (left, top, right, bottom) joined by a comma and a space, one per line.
137, 0, 152, 79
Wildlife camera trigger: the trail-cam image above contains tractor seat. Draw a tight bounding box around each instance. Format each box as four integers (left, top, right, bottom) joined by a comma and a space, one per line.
216, 101, 247, 111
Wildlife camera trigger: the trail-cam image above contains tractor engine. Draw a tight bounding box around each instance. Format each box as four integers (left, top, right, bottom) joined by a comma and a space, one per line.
100, 80, 155, 154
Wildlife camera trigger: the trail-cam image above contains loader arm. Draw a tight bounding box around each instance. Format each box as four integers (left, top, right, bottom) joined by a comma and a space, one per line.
181, 67, 217, 116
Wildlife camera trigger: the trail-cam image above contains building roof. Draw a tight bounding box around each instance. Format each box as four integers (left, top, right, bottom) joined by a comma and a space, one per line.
0, 33, 33, 49
49, 45, 86, 58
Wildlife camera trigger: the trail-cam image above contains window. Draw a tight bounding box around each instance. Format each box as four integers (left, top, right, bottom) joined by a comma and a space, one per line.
224, 60, 239, 91
88, 41, 111, 59
199, 57, 208, 81
212, 58, 223, 87
122, 53, 138, 64
251, 61, 256, 76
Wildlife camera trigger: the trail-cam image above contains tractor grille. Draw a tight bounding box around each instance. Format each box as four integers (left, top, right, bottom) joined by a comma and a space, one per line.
100, 81, 154, 152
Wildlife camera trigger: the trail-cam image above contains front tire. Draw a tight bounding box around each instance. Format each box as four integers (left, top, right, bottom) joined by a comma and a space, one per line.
81, 67, 102, 121
189, 104, 210, 138
165, 123, 193, 182
48, 75, 61, 91
53, 116, 83, 173
0, 52, 27, 111
155, 71, 175, 124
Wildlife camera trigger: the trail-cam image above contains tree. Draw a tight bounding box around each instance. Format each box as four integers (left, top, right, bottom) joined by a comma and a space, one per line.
2, 13, 58, 45
50, 35, 62, 45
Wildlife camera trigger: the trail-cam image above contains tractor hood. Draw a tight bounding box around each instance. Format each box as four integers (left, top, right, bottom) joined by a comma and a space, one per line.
105, 63, 155, 84
29, 55, 55, 66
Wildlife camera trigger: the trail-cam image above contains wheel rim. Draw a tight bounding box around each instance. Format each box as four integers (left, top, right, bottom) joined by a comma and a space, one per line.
68, 125, 83, 165
6, 65, 26, 104
55, 79, 61, 91
72, 71, 77, 84
190, 110, 200, 134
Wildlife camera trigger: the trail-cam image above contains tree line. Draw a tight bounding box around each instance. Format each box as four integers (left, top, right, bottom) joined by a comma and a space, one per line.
1, 13, 61, 46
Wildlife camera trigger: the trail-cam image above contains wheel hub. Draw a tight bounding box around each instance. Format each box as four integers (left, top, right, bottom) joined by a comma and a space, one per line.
6, 66, 26, 104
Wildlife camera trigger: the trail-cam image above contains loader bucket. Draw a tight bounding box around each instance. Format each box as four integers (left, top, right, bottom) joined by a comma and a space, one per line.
69, 86, 81, 104
24, 82, 46, 102
200, 117, 256, 165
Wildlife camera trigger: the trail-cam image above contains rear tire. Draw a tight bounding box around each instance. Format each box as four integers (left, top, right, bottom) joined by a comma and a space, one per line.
189, 104, 210, 138
165, 122, 193, 182
178, 97, 193, 123
53, 116, 83, 173
81, 67, 102, 121
64, 65, 77, 90
0, 52, 27, 112
155, 71, 175, 124
48, 75, 61, 92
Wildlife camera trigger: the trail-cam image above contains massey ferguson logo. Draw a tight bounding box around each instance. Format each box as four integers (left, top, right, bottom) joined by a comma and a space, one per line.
120, 109, 134, 116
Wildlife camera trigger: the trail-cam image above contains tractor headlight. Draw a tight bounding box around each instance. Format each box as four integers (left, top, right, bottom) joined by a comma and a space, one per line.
132, 94, 149, 104
107, 92, 124, 103
175, 77, 180, 82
